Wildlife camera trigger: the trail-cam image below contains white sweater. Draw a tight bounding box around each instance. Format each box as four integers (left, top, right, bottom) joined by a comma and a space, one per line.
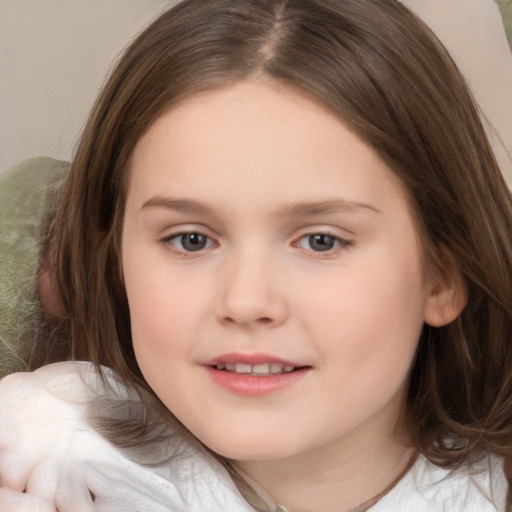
0, 362, 508, 511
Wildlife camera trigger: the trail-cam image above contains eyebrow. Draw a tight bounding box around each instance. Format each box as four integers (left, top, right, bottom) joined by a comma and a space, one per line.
140, 196, 379, 216
282, 199, 380, 217
140, 197, 215, 215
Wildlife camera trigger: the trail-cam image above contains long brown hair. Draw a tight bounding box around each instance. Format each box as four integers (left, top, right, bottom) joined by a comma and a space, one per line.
40, 0, 512, 469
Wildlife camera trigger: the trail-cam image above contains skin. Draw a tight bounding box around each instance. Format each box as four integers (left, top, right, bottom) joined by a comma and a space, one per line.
121, 79, 464, 512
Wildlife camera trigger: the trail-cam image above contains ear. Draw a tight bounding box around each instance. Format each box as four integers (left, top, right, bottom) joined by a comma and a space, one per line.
423, 255, 468, 327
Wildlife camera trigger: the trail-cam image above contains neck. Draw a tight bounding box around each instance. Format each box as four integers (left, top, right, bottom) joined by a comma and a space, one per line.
232, 423, 415, 512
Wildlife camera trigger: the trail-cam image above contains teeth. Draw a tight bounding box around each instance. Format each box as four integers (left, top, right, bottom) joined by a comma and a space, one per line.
270, 363, 283, 374
235, 363, 252, 374
215, 362, 297, 375
252, 363, 270, 374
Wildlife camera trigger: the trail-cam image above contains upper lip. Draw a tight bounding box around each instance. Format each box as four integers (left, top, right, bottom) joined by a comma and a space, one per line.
203, 352, 304, 367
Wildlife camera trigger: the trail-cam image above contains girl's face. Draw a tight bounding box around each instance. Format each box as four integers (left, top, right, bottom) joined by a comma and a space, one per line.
122, 80, 447, 463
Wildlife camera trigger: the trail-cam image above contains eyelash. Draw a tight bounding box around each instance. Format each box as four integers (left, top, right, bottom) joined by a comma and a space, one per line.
159, 230, 353, 256
160, 231, 216, 254
294, 233, 352, 255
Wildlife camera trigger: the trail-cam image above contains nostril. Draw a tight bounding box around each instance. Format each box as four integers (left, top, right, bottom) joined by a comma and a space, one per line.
221, 315, 274, 326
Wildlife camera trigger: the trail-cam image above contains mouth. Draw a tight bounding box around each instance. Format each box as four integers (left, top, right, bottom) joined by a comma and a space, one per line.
211, 362, 302, 376
203, 354, 311, 395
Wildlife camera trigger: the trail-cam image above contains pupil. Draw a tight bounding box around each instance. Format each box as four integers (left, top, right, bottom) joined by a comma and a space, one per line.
182, 233, 206, 251
310, 234, 335, 251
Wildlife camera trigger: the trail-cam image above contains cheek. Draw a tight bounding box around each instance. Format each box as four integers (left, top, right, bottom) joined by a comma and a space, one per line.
126, 272, 194, 354
125, 271, 197, 397
300, 248, 427, 378
122, 247, 216, 371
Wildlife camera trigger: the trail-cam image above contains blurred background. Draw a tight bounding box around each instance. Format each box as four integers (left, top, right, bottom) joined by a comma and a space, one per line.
0, 0, 511, 183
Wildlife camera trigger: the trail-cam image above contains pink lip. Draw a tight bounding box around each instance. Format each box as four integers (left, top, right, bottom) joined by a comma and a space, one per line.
205, 367, 310, 397
202, 353, 311, 397
203, 352, 300, 366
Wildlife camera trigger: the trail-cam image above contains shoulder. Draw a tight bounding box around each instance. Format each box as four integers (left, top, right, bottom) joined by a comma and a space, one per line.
0, 362, 254, 511
0, 362, 114, 431
371, 453, 509, 511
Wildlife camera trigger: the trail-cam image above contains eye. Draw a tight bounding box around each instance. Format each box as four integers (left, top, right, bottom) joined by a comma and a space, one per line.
165, 232, 215, 252
296, 233, 351, 253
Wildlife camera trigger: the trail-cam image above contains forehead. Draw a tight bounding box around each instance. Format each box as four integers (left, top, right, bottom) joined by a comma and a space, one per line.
127, 79, 410, 218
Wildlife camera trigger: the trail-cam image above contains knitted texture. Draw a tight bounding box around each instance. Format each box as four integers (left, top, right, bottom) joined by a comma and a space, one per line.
0, 157, 68, 377
496, 0, 512, 48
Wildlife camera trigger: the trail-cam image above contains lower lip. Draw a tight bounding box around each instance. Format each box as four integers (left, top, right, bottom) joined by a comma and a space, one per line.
205, 367, 310, 397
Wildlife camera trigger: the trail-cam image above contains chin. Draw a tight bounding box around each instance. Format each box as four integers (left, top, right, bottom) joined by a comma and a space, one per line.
203, 436, 299, 462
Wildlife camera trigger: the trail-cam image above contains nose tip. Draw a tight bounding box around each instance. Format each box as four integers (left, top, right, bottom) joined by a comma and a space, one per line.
216, 259, 288, 329
219, 294, 287, 329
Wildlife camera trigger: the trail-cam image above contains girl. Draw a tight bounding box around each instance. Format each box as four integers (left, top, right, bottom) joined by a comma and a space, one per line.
1, 0, 512, 510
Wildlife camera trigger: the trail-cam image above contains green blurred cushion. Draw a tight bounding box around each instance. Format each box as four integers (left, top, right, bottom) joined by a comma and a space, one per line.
496, 0, 512, 48
0, 157, 69, 377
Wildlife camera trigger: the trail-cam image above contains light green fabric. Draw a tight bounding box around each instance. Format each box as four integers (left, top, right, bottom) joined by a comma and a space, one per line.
496, 0, 512, 49
0, 157, 69, 377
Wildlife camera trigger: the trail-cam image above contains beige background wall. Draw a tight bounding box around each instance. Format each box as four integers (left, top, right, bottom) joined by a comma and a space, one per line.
0, 0, 172, 174
1, 0, 511, 184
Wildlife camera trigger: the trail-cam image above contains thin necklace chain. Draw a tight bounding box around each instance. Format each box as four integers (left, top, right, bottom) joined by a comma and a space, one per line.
227, 453, 417, 512
275, 500, 375, 512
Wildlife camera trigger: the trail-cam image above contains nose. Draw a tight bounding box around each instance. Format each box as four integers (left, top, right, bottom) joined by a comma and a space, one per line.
215, 249, 288, 329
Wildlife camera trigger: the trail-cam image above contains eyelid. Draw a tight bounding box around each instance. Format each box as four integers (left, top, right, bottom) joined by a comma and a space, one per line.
159, 226, 219, 255
291, 228, 354, 255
